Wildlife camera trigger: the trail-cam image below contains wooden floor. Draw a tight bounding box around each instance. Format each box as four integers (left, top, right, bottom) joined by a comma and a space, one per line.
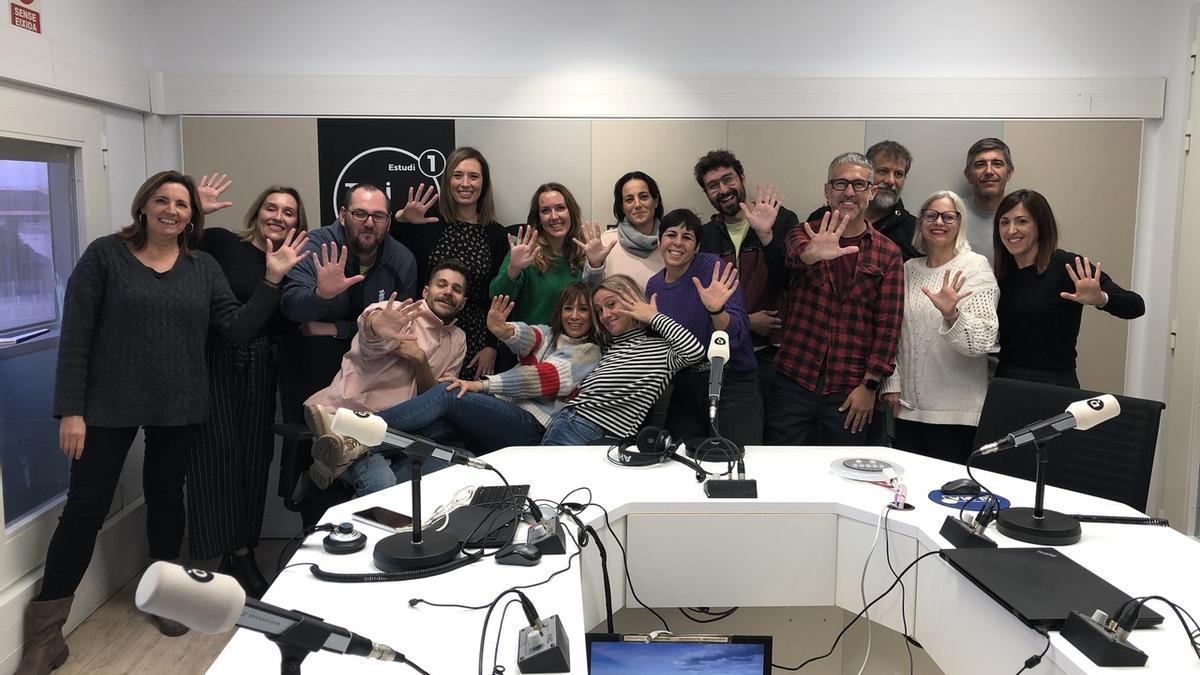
56, 540, 289, 675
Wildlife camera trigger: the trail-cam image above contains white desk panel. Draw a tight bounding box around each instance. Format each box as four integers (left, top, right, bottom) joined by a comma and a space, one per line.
205, 445, 1200, 674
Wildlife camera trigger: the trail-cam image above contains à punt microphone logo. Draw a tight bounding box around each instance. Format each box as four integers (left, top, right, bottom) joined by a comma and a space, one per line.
10, 0, 41, 35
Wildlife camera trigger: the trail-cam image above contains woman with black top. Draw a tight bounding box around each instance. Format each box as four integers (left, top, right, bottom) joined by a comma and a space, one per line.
391, 147, 509, 377
19, 171, 307, 673
189, 177, 310, 598
993, 189, 1144, 388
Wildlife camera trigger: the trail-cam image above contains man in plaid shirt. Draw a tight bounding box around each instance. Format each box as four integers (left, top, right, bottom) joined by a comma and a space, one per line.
766, 152, 904, 445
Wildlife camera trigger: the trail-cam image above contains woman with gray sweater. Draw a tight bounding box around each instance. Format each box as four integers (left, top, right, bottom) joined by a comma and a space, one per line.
19, 171, 307, 674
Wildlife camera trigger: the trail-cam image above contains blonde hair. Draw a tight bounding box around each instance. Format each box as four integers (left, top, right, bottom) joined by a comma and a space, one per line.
912, 190, 971, 255
591, 274, 642, 345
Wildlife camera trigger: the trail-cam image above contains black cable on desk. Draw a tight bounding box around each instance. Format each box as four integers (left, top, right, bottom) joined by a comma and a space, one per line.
773, 550, 941, 671
1013, 626, 1049, 674
577, 499, 672, 632
883, 507, 918, 675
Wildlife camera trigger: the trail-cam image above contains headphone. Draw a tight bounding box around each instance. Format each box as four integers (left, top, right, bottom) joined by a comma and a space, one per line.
609, 427, 709, 482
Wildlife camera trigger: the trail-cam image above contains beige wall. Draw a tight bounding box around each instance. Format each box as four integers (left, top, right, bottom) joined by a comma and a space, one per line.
1003, 120, 1142, 394
180, 117, 1143, 393
181, 117, 321, 232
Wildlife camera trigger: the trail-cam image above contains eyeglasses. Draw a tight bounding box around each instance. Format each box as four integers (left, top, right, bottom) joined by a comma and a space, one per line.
704, 173, 740, 194
828, 179, 871, 192
921, 209, 961, 225
346, 209, 390, 225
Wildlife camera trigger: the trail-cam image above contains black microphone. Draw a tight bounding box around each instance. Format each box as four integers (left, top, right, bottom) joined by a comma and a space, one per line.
707, 330, 730, 422
978, 394, 1120, 455
330, 408, 491, 469
135, 562, 408, 663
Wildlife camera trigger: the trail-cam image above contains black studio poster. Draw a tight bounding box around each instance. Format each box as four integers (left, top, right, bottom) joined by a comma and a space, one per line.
316, 118, 456, 224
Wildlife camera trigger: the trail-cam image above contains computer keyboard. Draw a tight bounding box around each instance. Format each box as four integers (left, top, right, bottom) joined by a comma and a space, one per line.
464, 484, 531, 548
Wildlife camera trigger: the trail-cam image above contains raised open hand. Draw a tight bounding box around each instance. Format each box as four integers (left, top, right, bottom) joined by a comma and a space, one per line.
486, 295, 516, 338
264, 227, 309, 284
612, 289, 658, 324
507, 225, 541, 277
921, 269, 974, 321
393, 183, 440, 224
370, 293, 423, 341
801, 210, 859, 263
692, 260, 740, 313
740, 183, 782, 244
1061, 256, 1106, 306
313, 242, 366, 300
198, 172, 234, 215
572, 220, 618, 268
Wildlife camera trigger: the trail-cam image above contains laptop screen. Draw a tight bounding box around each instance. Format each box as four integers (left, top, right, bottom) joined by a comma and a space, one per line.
585, 634, 771, 675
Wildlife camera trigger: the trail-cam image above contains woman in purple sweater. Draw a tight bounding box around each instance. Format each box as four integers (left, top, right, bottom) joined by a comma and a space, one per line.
645, 208, 759, 447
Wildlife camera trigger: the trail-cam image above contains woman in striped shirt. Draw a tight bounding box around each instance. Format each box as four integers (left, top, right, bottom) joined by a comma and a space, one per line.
374, 282, 601, 452
542, 274, 705, 445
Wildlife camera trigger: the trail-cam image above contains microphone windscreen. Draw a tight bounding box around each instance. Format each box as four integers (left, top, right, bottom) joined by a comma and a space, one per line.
1066, 394, 1121, 431
134, 561, 245, 634
331, 408, 387, 446
708, 330, 730, 363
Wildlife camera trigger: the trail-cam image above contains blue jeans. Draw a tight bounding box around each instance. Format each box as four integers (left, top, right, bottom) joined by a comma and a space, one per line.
340, 445, 458, 497
764, 375, 868, 446
541, 407, 607, 446
377, 382, 547, 452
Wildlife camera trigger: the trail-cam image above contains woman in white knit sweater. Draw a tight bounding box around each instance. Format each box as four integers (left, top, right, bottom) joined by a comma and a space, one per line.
881, 190, 998, 463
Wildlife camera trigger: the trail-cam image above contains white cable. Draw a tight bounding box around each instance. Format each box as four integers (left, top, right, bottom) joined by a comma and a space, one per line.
857, 505, 888, 675
394, 485, 477, 534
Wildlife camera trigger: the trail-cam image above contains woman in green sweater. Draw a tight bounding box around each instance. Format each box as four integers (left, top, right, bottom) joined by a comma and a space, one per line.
489, 182, 588, 325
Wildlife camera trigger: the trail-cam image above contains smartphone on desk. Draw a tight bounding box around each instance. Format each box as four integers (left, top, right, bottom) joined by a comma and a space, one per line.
352, 506, 413, 533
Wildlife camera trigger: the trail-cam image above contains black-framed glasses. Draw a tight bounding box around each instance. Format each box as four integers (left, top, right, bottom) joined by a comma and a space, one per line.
828, 179, 871, 192
347, 209, 390, 225
921, 209, 961, 225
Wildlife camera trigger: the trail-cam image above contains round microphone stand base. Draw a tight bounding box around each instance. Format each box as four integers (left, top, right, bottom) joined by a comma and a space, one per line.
995, 507, 1081, 546
373, 529, 461, 571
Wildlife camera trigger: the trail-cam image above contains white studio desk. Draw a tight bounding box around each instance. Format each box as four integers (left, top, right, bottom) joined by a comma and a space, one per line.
207, 446, 1200, 674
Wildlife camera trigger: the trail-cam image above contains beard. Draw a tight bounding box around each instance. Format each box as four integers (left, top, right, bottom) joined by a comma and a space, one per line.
870, 189, 899, 212
711, 185, 746, 219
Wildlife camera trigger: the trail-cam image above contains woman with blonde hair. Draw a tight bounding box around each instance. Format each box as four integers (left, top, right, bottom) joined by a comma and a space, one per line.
541, 274, 704, 445
881, 190, 998, 462
188, 176, 311, 597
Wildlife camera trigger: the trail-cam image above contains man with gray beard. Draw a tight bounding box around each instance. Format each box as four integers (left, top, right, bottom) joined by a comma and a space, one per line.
807, 140, 920, 260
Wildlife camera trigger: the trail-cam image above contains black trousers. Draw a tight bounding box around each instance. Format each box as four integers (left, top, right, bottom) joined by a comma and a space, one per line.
893, 418, 978, 465
186, 336, 277, 559
666, 367, 763, 448
39, 424, 195, 600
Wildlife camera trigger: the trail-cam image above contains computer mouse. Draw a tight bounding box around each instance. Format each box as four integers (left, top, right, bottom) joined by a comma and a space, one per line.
495, 543, 542, 566
941, 478, 982, 496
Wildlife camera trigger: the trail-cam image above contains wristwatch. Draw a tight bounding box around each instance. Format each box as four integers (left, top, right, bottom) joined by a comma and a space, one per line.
862, 379, 880, 392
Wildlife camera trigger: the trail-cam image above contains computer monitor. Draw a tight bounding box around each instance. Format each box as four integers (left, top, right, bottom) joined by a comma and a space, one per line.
585, 633, 772, 675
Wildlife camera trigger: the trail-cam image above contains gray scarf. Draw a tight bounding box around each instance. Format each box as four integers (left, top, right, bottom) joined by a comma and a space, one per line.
616, 218, 660, 259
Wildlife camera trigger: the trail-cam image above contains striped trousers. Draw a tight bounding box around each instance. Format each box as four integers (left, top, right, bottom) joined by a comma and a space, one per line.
186, 334, 277, 560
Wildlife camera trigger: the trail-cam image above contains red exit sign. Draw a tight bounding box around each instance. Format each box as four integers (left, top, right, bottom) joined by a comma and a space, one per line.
10, 0, 41, 34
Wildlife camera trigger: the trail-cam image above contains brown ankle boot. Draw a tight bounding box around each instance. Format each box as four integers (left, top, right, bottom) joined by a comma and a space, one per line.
17, 595, 72, 674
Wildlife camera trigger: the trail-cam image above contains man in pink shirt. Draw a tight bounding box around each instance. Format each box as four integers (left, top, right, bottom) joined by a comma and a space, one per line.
303, 259, 469, 496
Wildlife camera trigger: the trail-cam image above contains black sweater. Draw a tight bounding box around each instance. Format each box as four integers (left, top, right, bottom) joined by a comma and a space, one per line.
201, 227, 294, 339
54, 234, 280, 426
997, 249, 1144, 373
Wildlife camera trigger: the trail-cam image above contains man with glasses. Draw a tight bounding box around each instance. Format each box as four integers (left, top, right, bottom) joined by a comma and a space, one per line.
767, 152, 904, 446
807, 140, 921, 260
282, 182, 418, 339
963, 137, 1016, 266
280, 183, 418, 517
694, 149, 800, 419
